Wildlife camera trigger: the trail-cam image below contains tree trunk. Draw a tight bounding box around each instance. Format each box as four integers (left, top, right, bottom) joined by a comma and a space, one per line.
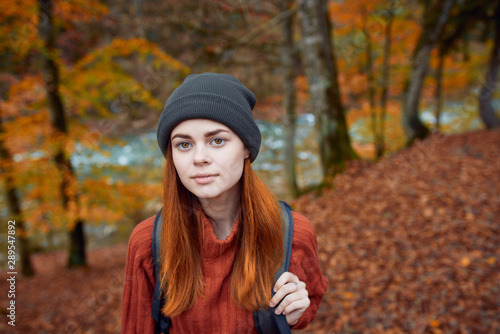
402, 0, 456, 146
435, 47, 445, 131
378, 5, 394, 159
38, 0, 86, 268
297, 0, 357, 179
0, 109, 35, 277
281, 0, 299, 198
133, 0, 145, 38
362, 6, 378, 161
478, 0, 500, 129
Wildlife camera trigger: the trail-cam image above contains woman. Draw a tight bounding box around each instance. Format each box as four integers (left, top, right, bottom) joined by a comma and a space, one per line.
121, 73, 328, 333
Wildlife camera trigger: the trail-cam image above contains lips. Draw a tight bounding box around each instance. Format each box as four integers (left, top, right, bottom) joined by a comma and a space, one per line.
191, 174, 218, 184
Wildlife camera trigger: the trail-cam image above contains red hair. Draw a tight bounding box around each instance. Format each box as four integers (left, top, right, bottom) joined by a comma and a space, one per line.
159, 146, 283, 317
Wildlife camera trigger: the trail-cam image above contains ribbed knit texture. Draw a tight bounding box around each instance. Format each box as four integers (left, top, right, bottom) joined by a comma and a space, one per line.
121, 211, 328, 334
157, 73, 261, 162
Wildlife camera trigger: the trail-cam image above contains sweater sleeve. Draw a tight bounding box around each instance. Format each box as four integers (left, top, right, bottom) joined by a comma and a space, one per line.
288, 211, 328, 330
121, 216, 157, 334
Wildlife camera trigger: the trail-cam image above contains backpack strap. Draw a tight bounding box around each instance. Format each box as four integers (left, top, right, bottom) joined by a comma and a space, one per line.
254, 201, 294, 334
152, 201, 294, 334
151, 208, 171, 334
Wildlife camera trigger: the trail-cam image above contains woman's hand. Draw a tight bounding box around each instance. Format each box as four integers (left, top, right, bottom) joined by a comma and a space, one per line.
269, 272, 310, 326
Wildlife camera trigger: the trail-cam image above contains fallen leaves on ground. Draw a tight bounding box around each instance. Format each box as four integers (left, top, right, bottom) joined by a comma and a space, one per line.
293, 129, 500, 334
0, 244, 127, 333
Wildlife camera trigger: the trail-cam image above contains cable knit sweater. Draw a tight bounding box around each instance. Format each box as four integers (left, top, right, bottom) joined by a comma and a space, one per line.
121, 210, 328, 333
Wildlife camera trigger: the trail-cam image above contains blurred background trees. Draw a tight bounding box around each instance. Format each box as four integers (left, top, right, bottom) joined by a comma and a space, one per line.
0, 0, 498, 274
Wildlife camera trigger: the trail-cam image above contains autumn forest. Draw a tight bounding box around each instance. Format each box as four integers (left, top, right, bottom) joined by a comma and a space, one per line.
0, 0, 499, 333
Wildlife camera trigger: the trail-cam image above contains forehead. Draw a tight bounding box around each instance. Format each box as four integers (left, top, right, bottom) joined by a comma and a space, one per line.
171, 119, 232, 136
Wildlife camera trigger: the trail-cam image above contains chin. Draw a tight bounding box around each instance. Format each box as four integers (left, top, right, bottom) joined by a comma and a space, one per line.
189, 187, 222, 199
195, 192, 218, 199
186, 181, 240, 201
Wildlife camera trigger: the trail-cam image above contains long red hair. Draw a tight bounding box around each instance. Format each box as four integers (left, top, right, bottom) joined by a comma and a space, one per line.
159, 145, 283, 317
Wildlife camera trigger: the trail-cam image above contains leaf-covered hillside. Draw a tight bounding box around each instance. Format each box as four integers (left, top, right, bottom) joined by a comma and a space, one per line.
294, 129, 500, 333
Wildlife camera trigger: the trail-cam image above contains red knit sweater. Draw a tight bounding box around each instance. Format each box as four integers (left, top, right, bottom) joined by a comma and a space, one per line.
121, 210, 328, 333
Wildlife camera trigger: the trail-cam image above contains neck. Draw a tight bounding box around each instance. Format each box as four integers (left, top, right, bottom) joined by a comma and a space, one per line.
198, 184, 241, 240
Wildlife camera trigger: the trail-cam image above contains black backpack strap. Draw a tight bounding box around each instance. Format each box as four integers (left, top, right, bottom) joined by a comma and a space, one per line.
151, 208, 172, 334
254, 201, 294, 334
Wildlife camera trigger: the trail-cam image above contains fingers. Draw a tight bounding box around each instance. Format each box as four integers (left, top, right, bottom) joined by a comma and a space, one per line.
273, 272, 300, 293
269, 281, 301, 308
284, 303, 310, 326
274, 284, 309, 315
269, 272, 300, 308
268, 271, 311, 327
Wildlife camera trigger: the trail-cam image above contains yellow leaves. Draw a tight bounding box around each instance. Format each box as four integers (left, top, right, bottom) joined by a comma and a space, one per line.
78, 178, 161, 225
57, 0, 109, 23
429, 319, 443, 334
295, 75, 309, 104
0, 0, 36, 20
465, 212, 474, 221
352, 142, 375, 159
13, 169, 160, 234
108, 38, 133, 57
4, 113, 50, 154
0, 0, 108, 26
295, 75, 308, 91
339, 291, 357, 308
342, 291, 355, 299
80, 204, 124, 226
0, 0, 107, 57
73, 38, 187, 73
20, 160, 73, 234
64, 37, 188, 117
430, 319, 440, 327
3, 75, 45, 116
460, 257, 471, 267
0, 0, 38, 56
328, 0, 385, 27
458, 251, 494, 268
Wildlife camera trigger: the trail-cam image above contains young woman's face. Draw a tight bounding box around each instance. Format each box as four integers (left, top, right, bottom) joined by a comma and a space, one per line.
170, 119, 249, 200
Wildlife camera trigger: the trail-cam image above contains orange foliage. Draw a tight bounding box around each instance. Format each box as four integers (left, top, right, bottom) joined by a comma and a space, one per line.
74, 38, 187, 73
0, 0, 38, 56
0, 0, 108, 57
328, 0, 428, 155
57, 0, 108, 23
352, 141, 375, 159
64, 37, 190, 117
1, 3, 188, 239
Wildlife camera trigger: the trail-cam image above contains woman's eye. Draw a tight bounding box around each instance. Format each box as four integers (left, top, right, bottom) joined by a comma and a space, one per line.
176, 142, 191, 150
212, 138, 225, 146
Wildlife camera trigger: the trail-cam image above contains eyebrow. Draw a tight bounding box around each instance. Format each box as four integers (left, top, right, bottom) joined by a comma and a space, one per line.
171, 129, 230, 141
171, 133, 191, 140
204, 129, 230, 137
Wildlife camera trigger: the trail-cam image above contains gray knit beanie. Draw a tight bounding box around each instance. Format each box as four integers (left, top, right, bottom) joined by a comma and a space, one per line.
157, 73, 261, 162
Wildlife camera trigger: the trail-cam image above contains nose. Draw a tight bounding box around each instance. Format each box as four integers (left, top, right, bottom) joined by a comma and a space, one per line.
193, 146, 211, 166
